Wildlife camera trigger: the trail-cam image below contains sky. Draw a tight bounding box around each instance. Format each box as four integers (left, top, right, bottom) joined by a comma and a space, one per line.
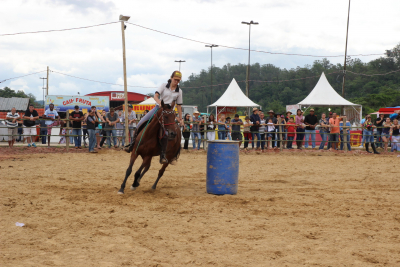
1, 0, 399, 102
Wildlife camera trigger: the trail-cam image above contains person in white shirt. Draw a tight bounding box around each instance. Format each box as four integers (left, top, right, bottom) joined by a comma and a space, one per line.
43, 103, 60, 146
126, 104, 137, 141
6, 107, 20, 148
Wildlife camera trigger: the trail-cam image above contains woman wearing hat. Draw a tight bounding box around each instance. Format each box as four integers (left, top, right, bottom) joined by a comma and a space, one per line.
125, 71, 184, 163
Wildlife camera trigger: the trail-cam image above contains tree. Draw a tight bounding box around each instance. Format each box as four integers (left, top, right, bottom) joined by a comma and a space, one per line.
0, 87, 38, 106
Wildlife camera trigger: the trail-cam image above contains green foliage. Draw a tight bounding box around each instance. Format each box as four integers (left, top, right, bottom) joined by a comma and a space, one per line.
181, 43, 400, 114
0, 86, 39, 107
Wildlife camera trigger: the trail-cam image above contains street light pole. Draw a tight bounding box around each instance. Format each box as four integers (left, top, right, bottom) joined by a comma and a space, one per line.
242, 21, 258, 99
341, 0, 351, 116
175, 60, 185, 71
40, 77, 47, 109
120, 14, 130, 146
205, 44, 218, 103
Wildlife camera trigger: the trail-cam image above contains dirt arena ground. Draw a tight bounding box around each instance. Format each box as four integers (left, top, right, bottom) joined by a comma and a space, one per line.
1, 147, 399, 266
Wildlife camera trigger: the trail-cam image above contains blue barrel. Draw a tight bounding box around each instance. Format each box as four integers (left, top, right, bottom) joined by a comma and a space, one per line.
206, 140, 239, 195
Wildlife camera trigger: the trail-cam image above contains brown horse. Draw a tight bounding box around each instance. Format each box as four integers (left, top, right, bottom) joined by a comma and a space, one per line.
117, 100, 181, 194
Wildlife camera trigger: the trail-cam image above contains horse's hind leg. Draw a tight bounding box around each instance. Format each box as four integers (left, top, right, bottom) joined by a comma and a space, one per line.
118, 153, 138, 194
151, 163, 168, 190
131, 156, 151, 190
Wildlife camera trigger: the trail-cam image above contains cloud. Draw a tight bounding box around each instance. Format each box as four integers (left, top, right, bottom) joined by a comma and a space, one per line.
47, 0, 115, 14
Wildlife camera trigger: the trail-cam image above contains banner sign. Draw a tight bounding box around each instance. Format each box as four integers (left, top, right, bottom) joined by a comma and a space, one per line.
45, 95, 110, 112
286, 105, 300, 115
128, 104, 177, 115
217, 107, 237, 119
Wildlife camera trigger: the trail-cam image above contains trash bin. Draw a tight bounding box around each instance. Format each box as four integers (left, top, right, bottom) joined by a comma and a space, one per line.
206, 140, 239, 195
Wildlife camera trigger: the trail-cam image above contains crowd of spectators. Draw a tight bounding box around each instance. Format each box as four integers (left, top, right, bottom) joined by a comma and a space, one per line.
3, 105, 400, 154
180, 109, 400, 153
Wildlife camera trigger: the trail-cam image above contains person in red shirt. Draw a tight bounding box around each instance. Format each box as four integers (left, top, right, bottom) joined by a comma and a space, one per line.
285, 117, 297, 149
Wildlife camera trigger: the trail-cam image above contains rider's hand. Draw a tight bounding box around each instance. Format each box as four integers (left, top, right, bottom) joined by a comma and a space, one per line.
179, 119, 184, 127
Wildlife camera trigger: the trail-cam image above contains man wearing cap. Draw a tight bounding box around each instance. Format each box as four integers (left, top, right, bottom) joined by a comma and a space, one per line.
231, 114, 243, 147
250, 108, 261, 149
125, 71, 184, 164
304, 109, 318, 149
191, 111, 202, 150
70, 105, 84, 149
127, 104, 137, 141
43, 103, 60, 147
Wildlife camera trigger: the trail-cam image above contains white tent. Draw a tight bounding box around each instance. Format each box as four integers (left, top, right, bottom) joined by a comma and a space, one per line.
297, 72, 362, 123
207, 78, 260, 116
139, 97, 156, 105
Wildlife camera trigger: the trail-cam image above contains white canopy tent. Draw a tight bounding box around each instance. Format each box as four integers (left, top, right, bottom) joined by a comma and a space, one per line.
207, 78, 260, 116
296, 72, 362, 123
139, 97, 156, 105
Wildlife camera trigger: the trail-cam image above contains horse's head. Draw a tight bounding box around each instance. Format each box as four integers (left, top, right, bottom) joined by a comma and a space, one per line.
160, 100, 178, 140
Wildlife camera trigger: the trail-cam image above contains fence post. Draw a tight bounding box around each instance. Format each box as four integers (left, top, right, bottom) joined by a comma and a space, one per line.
278, 117, 283, 152
66, 112, 70, 151
343, 116, 348, 151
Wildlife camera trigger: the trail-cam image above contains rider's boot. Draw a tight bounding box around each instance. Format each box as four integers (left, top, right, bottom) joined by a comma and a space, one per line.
124, 131, 137, 153
160, 135, 168, 164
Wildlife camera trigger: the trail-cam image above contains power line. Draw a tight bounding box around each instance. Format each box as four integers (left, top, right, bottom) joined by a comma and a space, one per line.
50, 70, 157, 89
0, 70, 47, 83
126, 22, 385, 58
0, 22, 118, 36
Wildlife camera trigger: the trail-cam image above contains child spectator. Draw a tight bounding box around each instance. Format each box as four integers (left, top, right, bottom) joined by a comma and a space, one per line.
266, 118, 275, 149
226, 117, 232, 140
285, 117, 296, 149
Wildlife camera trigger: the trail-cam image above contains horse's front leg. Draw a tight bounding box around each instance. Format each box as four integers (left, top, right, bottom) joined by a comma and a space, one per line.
151, 163, 169, 190
131, 156, 152, 190
118, 153, 138, 194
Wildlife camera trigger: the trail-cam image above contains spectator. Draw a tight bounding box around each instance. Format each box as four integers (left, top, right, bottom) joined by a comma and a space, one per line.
99, 110, 108, 148
266, 118, 275, 149
340, 118, 352, 151
327, 112, 333, 150
276, 114, 286, 148
329, 112, 343, 151
191, 111, 202, 150
6, 107, 20, 148
225, 117, 231, 140
144, 110, 149, 115
267, 110, 277, 148
363, 115, 379, 154
359, 115, 367, 148
23, 104, 39, 147
250, 108, 261, 150
182, 113, 191, 150
390, 119, 399, 152
206, 114, 217, 143
200, 116, 206, 147
217, 114, 227, 140
39, 116, 47, 144
231, 114, 243, 147
82, 113, 88, 147
295, 109, 305, 150
16, 116, 23, 142
318, 113, 329, 150
90, 106, 104, 149
105, 108, 120, 148
304, 108, 318, 149
43, 103, 60, 147
70, 105, 84, 149
86, 109, 97, 153
243, 116, 252, 150
375, 113, 385, 148
381, 117, 392, 153
116, 110, 125, 147
127, 104, 137, 142
259, 112, 266, 151
283, 111, 292, 148
285, 117, 296, 149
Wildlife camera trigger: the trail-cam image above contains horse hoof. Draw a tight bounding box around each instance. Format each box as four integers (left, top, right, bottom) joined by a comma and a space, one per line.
117, 191, 124, 195
130, 186, 137, 191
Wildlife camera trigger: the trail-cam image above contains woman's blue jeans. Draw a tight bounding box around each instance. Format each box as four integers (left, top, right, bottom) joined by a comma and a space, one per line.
319, 131, 327, 149
260, 133, 266, 149
88, 129, 96, 152
252, 133, 261, 148
192, 132, 201, 149
218, 131, 226, 140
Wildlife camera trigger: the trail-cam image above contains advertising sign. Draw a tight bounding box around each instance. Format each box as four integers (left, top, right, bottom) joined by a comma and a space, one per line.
286, 105, 300, 115
45, 95, 110, 112
128, 104, 177, 115
217, 107, 237, 119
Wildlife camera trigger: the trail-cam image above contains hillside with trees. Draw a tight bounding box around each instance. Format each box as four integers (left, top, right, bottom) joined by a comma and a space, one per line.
181, 43, 400, 115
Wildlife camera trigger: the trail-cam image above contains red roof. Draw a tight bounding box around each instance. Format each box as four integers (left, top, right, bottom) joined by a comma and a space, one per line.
85, 91, 148, 102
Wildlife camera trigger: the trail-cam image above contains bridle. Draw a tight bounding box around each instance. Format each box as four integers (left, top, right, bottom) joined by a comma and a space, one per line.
156, 108, 179, 137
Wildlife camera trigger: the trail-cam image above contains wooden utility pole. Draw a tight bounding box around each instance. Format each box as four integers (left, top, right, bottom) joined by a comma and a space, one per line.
278, 117, 283, 152
46, 66, 49, 96
120, 18, 130, 146
66, 112, 70, 151
341, 0, 351, 116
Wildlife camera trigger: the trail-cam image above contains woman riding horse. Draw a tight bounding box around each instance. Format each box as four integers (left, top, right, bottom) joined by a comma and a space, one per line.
125, 70, 184, 163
